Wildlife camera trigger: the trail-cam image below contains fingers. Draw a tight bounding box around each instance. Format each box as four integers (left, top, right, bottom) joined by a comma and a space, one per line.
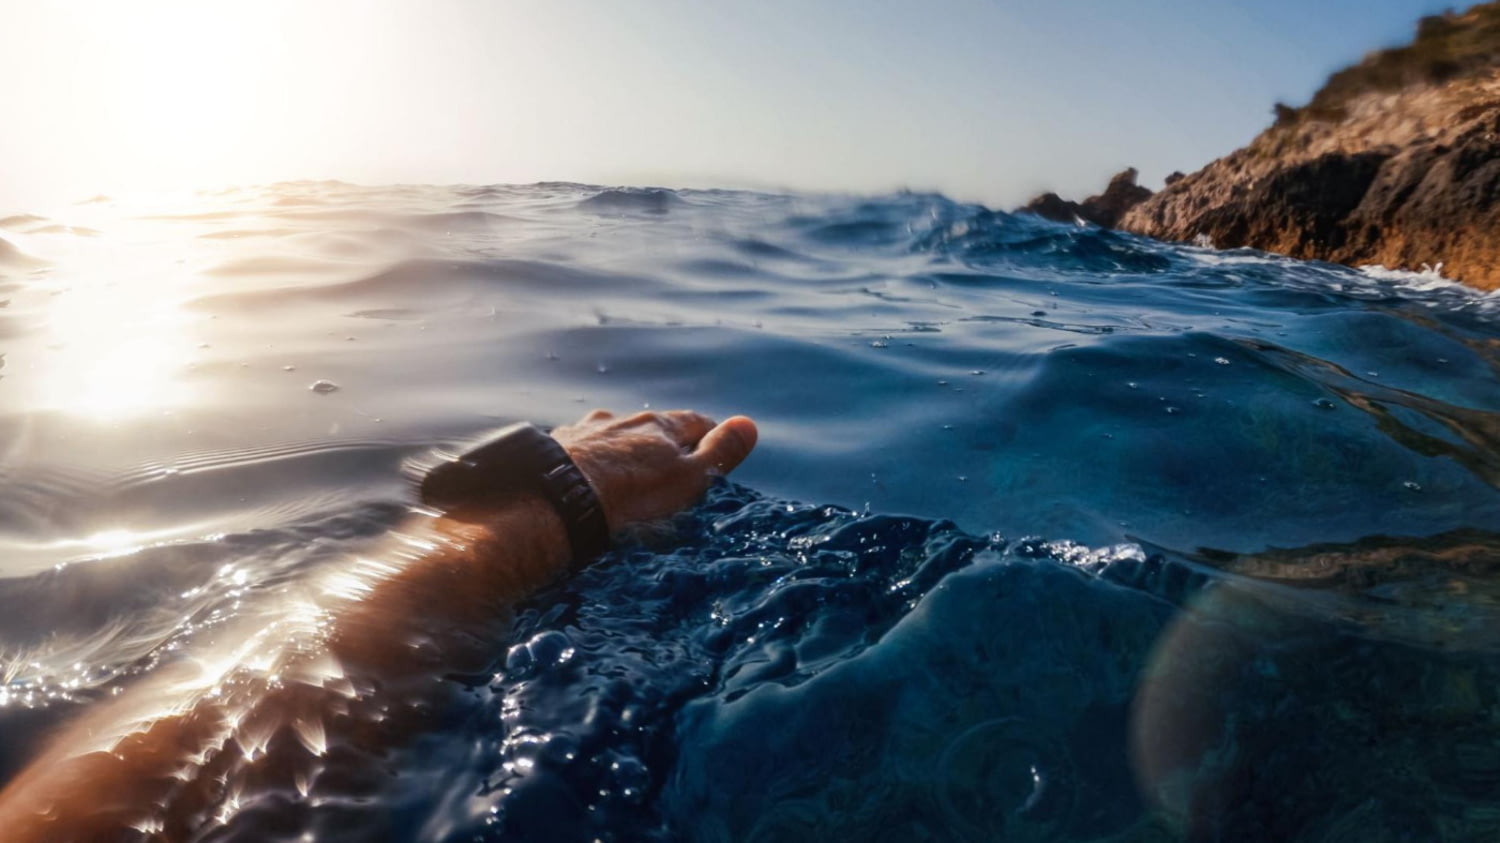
571, 409, 753, 473
614, 409, 716, 449
690, 416, 758, 475
657, 410, 716, 448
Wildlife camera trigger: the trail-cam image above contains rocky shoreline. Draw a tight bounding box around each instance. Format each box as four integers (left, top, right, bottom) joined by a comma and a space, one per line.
1023, 3, 1500, 291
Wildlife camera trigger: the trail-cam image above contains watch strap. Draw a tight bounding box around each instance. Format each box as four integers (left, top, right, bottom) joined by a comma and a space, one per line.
419, 423, 610, 565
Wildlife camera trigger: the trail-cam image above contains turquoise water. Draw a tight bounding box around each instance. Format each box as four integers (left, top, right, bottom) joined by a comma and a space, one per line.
1, 182, 1499, 840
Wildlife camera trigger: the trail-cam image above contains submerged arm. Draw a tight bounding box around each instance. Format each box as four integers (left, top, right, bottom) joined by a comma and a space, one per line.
0, 409, 757, 841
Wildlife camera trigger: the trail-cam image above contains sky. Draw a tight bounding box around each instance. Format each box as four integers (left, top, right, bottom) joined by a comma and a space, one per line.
1, 0, 1458, 211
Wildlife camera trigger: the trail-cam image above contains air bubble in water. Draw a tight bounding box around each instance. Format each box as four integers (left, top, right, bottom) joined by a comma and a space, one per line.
310, 380, 339, 394
1214, 357, 1230, 365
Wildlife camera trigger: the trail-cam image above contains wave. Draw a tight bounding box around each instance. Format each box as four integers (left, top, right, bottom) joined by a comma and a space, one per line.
0, 236, 44, 271
579, 187, 685, 214
2, 180, 1499, 840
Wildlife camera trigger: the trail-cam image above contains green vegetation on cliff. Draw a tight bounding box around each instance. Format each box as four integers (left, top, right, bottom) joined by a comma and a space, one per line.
1278, 1, 1500, 124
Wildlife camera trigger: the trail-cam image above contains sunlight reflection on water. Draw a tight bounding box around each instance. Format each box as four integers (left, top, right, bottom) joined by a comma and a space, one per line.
0, 182, 1498, 841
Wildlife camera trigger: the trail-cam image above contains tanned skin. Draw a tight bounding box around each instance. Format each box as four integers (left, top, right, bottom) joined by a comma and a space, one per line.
0, 409, 758, 841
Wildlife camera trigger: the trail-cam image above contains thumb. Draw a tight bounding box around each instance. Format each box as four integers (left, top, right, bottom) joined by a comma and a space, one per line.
691, 416, 758, 476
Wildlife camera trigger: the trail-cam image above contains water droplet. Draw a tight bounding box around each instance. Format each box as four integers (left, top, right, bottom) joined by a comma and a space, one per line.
310, 380, 339, 394
870, 340, 888, 349
1313, 398, 1336, 410
596, 363, 609, 374
937, 379, 949, 386
956, 475, 968, 482
1404, 481, 1423, 492
1187, 352, 1198, 358
1366, 371, 1380, 378
1437, 357, 1449, 364
282, 365, 296, 372
942, 424, 953, 430
545, 351, 559, 361
1126, 381, 1139, 389
1164, 406, 1181, 414
1214, 357, 1230, 365
970, 370, 985, 376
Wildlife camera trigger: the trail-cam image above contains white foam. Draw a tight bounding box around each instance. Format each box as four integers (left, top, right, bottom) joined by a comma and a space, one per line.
1355, 262, 1500, 312
1357, 262, 1458, 290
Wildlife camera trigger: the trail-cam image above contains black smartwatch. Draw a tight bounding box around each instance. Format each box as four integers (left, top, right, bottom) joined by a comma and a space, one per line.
418, 423, 610, 566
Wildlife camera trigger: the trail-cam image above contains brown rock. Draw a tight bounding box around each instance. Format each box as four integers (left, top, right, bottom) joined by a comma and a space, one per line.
1020, 167, 1154, 229
1020, 192, 1088, 225
1118, 2, 1500, 290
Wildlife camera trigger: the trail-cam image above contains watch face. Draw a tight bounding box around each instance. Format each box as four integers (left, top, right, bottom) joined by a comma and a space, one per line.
419, 423, 546, 513
414, 423, 609, 561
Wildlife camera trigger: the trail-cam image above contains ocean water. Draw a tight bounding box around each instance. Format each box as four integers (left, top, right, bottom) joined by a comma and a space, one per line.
1, 182, 1499, 841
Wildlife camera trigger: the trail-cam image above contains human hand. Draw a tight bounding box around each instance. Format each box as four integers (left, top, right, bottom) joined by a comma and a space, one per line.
551, 410, 757, 531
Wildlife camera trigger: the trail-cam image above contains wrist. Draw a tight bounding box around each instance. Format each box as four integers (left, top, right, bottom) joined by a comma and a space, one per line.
555, 444, 622, 533
419, 423, 611, 567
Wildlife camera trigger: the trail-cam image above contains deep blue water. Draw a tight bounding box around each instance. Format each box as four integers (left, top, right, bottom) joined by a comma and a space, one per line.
1, 182, 1499, 840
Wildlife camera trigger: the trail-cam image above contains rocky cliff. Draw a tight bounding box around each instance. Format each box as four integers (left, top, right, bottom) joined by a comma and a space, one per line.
1027, 3, 1500, 290
1021, 167, 1154, 229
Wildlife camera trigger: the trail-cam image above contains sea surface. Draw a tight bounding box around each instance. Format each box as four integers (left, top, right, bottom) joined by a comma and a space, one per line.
1, 182, 1499, 841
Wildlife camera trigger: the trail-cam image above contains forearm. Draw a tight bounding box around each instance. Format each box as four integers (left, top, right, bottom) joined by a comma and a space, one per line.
0, 409, 756, 841
327, 496, 574, 673
0, 497, 575, 841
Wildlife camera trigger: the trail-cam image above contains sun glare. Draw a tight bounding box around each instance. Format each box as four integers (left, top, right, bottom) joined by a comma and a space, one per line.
17, 1, 294, 200
84, 529, 144, 558
37, 252, 195, 420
